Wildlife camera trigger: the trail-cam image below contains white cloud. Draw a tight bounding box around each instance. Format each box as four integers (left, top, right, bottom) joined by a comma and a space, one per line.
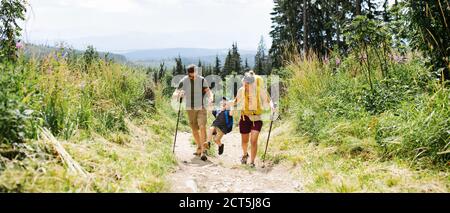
22, 0, 274, 51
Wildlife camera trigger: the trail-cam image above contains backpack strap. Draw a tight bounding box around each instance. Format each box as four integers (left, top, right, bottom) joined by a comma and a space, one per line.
224, 110, 230, 127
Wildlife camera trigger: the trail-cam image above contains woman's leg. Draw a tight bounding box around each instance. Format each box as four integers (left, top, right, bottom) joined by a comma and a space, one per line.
241, 133, 250, 156
249, 130, 260, 164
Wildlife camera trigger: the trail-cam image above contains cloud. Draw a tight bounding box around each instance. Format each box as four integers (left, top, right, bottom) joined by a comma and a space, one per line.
23, 0, 274, 51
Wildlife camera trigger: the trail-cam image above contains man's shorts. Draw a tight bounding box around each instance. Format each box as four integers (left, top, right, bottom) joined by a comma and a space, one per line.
239, 115, 263, 134
187, 109, 207, 131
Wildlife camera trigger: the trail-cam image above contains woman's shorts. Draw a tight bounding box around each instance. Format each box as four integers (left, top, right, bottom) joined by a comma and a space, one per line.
239, 115, 263, 134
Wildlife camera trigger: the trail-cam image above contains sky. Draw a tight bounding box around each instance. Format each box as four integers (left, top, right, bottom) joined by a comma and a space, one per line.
21, 0, 275, 52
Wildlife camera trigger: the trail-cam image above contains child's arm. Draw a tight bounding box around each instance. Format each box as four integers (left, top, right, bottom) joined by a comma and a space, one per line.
212, 109, 218, 117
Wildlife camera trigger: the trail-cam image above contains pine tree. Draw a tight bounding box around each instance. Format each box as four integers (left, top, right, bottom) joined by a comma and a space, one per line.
174, 55, 184, 75
213, 55, 221, 76
269, 0, 386, 66
223, 50, 233, 79
255, 36, 268, 74
269, 0, 286, 68
356, 0, 361, 16
0, 0, 27, 62
232, 43, 242, 75
197, 59, 203, 75
303, 0, 309, 53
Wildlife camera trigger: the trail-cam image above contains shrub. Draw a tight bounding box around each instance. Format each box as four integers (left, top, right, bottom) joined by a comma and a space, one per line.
0, 62, 41, 144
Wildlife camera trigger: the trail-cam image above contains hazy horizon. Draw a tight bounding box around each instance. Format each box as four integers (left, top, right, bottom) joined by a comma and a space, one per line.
21, 0, 274, 53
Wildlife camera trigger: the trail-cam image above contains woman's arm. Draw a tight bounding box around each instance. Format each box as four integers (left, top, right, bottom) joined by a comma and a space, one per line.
261, 88, 274, 110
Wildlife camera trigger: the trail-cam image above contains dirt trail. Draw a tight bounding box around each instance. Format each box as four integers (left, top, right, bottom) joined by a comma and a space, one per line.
167, 131, 302, 193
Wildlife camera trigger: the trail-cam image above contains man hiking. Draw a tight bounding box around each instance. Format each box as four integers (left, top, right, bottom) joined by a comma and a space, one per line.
232, 70, 275, 167
173, 64, 213, 161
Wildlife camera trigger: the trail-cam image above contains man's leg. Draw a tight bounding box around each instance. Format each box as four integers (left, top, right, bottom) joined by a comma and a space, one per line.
198, 110, 208, 160
249, 130, 260, 164
191, 127, 202, 155
187, 110, 201, 155
199, 125, 207, 152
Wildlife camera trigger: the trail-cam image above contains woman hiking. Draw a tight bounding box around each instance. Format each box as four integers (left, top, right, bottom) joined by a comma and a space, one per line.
232, 70, 275, 167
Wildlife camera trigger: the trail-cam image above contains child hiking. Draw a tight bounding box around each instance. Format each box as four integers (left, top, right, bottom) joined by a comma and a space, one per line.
205, 97, 233, 155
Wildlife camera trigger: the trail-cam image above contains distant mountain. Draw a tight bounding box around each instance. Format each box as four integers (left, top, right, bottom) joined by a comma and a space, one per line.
121, 48, 257, 68
23, 43, 127, 63
22, 45, 257, 68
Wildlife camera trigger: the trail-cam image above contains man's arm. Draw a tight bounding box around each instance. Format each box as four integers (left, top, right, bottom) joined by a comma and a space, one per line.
202, 78, 214, 104
205, 87, 214, 104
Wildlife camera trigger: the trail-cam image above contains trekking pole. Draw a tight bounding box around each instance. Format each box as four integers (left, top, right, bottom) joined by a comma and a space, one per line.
262, 111, 275, 168
173, 97, 183, 154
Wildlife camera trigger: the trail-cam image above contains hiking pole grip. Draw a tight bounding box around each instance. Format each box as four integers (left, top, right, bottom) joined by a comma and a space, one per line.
173, 97, 183, 154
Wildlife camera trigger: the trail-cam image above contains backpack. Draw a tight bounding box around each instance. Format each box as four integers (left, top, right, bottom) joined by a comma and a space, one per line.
243, 75, 264, 116
224, 110, 233, 133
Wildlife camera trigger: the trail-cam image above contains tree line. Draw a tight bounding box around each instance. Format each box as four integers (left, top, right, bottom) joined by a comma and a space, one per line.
268, 0, 449, 80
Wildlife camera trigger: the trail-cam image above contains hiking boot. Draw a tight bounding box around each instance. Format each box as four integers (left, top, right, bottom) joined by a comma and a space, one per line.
203, 142, 211, 150
200, 152, 208, 161
218, 144, 224, 155
250, 163, 256, 168
241, 153, 249, 164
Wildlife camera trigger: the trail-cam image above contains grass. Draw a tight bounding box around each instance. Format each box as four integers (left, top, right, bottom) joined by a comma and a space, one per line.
0, 90, 178, 192
0, 51, 181, 192
264, 51, 450, 192
283, 52, 450, 166
268, 122, 450, 192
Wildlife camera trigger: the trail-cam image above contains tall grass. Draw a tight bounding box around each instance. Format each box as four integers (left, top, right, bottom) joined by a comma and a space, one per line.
13, 52, 150, 139
0, 50, 179, 192
284, 51, 450, 166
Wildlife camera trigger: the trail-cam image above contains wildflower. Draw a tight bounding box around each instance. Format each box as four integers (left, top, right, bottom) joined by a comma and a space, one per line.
323, 56, 329, 64
16, 41, 24, 50
335, 57, 341, 66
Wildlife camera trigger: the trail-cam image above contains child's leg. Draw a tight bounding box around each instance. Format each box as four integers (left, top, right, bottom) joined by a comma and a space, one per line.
207, 126, 215, 144
214, 129, 225, 146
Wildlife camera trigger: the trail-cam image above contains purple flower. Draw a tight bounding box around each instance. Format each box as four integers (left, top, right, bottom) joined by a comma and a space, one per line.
335, 57, 341, 66
390, 54, 406, 63
16, 42, 24, 50
323, 56, 329, 64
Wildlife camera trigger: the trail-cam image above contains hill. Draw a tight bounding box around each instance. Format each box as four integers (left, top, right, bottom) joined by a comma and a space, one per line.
23, 43, 128, 63
121, 48, 256, 68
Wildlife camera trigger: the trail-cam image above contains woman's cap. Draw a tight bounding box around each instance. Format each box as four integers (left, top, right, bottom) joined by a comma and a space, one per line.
242, 71, 255, 84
